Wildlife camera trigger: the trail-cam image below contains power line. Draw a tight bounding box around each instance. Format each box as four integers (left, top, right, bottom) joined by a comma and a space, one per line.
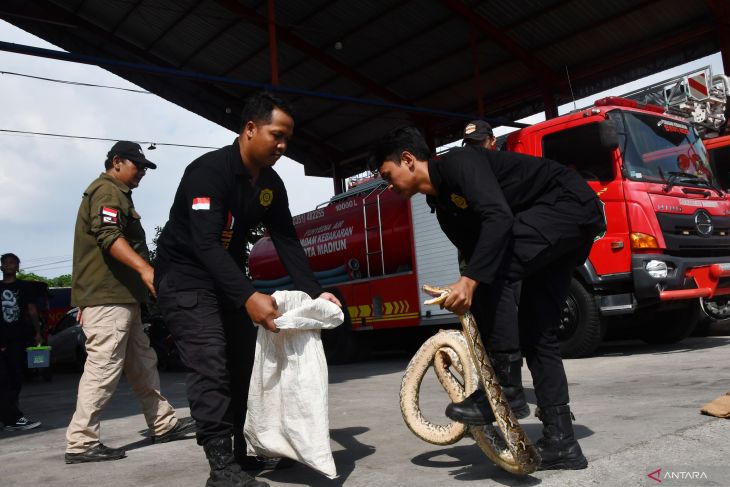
0, 129, 219, 150
21, 265, 72, 274
22, 258, 72, 270
0, 70, 152, 93
20, 254, 72, 263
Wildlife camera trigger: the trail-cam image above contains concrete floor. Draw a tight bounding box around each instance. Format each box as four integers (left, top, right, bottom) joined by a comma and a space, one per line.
2, 333, 729, 487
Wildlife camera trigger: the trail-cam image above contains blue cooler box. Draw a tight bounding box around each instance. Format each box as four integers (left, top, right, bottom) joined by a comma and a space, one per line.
26, 346, 51, 368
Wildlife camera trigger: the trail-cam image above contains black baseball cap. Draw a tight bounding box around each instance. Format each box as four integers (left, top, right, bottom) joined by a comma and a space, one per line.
107, 141, 157, 169
462, 120, 494, 144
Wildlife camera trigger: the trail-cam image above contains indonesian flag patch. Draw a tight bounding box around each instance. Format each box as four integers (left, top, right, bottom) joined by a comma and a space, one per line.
100, 207, 119, 225
192, 197, 211, 210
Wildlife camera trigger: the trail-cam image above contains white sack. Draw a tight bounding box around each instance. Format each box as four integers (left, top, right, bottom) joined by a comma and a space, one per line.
244, 290, 344, 479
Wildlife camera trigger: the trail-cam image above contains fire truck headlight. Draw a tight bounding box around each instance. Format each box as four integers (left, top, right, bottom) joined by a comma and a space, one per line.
646, 260, 669, 278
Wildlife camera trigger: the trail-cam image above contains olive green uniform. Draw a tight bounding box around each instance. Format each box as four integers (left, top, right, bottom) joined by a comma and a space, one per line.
71, 173, 149, 307
66, 172, 179, 454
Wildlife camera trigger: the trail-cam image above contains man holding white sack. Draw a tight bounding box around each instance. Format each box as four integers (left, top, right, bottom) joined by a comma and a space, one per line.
155, 92, 341, 487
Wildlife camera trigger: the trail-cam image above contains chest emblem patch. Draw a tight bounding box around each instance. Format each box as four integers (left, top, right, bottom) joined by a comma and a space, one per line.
260, 188, 273, 207
450, 193, 468, 209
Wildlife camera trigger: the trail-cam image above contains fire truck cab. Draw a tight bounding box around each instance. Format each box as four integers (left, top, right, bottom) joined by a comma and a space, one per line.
504, 96, 730, 356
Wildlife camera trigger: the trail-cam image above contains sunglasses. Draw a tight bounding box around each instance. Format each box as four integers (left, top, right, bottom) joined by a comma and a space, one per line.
126, 160, 148, 173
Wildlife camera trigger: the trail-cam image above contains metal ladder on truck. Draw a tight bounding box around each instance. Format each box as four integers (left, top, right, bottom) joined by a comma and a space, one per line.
361, 183, 388, 278
622, 66, 729, 137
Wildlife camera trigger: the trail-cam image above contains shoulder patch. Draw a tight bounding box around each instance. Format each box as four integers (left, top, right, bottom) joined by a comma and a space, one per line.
100, 207, 119, 226
192, 197, 211, 210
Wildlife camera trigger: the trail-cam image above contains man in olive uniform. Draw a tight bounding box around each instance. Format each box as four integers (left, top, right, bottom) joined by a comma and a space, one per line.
373, 127, 605, 471
65, 142, 194, 464
155, 92, 340, 487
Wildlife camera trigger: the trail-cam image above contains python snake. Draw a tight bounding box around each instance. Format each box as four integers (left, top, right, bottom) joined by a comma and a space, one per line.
399, 284, 540, 474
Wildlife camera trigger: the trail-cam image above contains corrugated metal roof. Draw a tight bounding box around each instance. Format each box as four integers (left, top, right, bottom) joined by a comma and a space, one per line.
1, 0, 723, 178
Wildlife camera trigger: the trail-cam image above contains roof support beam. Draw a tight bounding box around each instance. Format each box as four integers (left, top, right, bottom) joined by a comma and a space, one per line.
213, 0, 412, 106
275, 0, 419, 83
467, 21, 716, 117
296, 0, 574, 130
440, 0, 561, 85
111, 0, 144, 34
415, 0, 661, 111
145, 2, 202, 52
178, 18, 240, 69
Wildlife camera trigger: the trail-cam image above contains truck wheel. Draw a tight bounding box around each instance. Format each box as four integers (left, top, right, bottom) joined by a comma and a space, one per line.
699, 296, 730, 320
692, 297, 730, 336
558, 279, 605, 358
640, 301, 700, 344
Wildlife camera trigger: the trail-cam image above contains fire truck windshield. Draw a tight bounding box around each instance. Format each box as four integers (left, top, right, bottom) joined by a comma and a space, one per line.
615, 111, 720, 191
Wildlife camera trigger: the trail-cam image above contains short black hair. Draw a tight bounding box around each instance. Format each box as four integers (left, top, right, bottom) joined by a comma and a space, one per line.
1, 253, 20, 265
240, 91, 295, 131
369, 126, 432, 171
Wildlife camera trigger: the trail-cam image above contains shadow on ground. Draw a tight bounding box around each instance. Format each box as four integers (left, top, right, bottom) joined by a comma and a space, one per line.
593, 336, 730, 358
258, 426, 376, 486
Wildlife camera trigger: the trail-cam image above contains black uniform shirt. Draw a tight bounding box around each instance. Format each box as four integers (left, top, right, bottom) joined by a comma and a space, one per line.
427, 146, 597, 285
0, 280, 35, 347
156, 138, 323, 307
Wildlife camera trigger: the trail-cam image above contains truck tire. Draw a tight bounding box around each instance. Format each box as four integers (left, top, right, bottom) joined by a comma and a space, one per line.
693, 297, 730, 336
558, 278, 605, 358
640, 301, 700, 344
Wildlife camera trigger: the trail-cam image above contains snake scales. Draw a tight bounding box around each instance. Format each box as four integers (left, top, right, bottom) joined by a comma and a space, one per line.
399, 284, 540, 474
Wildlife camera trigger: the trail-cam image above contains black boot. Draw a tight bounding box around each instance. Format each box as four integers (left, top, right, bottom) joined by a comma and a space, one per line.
445, 352, 530, 425
490, 351, 530, 419
535, 405, 588, 470
204, 437, 269, 487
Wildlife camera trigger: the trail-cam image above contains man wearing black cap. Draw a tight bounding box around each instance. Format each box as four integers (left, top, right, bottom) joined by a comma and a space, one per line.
462, 120, 497, 150
65, 141, 195, 464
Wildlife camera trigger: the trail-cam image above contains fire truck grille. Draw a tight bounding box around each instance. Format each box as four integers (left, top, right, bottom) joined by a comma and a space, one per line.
656, 213, 730, 256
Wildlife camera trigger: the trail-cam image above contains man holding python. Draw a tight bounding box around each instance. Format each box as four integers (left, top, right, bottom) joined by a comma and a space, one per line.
372, 126, 605, 470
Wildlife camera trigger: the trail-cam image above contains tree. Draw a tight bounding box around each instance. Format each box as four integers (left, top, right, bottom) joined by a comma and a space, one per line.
17, 271, 72, 287
147, 223, 264, 276
148, 225, 164, 266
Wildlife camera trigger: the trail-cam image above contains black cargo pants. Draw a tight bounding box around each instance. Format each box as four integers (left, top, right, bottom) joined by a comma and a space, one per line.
0, 341, 26, 425
156, 275, 257, 447
483, 192, 605, 409
471, 280, 521, 354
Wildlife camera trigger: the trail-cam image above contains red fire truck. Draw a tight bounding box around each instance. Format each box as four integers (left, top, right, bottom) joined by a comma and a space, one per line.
249, 67, 730, 362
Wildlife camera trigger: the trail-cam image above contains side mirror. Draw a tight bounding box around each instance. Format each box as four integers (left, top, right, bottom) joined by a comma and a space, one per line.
599, 120, 619, 150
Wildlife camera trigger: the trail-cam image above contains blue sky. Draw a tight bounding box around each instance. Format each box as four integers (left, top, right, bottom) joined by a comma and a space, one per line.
0, 20, 725, 277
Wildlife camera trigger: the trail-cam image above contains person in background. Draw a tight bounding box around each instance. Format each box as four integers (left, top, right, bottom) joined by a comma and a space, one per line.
0, 252, 42, 431
462, 119, 497, 150
65, 141, 195, 464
